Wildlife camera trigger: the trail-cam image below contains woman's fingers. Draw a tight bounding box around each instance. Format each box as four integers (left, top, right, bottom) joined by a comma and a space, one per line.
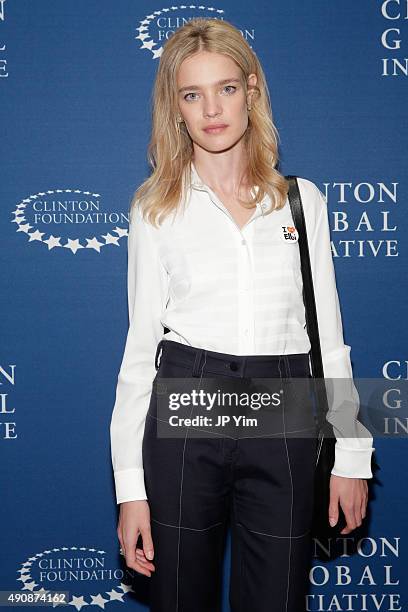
136, 547, 155, 571
117, 500, 156, 577
123, 545, 153, 577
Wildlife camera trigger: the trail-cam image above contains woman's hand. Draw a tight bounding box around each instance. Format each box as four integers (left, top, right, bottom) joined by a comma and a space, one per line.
329, 475, 368, 534
117, 500, 156, 577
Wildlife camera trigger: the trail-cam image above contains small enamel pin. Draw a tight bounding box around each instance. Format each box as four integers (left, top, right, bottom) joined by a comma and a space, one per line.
280, 225, 299, 243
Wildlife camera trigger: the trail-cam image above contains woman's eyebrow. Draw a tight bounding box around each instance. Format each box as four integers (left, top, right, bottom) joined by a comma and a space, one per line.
178, 77, 241, 93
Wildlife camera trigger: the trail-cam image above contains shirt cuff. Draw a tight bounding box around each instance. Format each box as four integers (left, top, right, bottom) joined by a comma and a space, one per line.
114, 468, 147, 504
331, 444, 375, 479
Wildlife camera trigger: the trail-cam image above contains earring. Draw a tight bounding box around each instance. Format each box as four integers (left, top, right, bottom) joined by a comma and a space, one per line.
176, 115, 183, 122
247, 106, 252, 111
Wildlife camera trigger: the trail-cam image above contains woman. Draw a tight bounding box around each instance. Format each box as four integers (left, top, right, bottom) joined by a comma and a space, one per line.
110, 17, 374, 611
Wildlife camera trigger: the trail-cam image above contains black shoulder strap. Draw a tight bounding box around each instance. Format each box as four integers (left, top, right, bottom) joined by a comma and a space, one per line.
284, 175, 325, 380
285, 175, 330, 428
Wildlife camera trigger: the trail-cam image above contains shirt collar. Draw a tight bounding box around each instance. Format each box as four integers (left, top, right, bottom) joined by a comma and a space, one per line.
190, 160, 204, 188
189, 160, 270, 213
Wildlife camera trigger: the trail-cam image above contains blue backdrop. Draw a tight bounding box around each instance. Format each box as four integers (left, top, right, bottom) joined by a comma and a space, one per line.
1, 1, 406, 610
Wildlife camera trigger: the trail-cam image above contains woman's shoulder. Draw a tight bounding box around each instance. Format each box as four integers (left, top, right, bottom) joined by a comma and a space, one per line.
295, 176, 327, 204
294, 176, 328, 228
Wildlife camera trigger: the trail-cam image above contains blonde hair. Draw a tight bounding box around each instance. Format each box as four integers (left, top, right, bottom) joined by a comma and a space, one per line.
131, 17, 289, 227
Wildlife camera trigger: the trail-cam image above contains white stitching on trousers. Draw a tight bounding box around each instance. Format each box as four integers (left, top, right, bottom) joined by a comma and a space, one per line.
175, 350, 207, 611
236, 523, 310, 539
152, 517, 223, 531
280, 356, 294, 612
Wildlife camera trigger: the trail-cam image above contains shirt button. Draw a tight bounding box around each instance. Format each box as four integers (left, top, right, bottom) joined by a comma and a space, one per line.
241, 239, 246, 245
229, 361, 239, 371
244, 329, 249, 336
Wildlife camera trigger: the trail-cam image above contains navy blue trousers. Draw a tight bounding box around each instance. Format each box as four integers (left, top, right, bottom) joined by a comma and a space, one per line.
142, 339, 317, 612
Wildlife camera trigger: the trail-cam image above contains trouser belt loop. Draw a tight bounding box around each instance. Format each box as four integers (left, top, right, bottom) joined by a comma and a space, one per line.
242, 356, 248, 378
192, 348, 204, 377
283, 354, 293, 384
154, 339, 164, 371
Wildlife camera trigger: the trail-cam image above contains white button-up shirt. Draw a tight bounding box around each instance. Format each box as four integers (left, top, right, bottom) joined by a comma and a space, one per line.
110, 161, 375, 504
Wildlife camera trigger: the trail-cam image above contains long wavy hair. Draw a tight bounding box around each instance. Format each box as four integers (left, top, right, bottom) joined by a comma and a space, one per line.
131, 17, 289, 227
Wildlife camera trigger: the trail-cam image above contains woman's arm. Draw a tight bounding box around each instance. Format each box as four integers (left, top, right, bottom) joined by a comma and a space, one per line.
307, 182, 375, 479
110, 204, 169, 504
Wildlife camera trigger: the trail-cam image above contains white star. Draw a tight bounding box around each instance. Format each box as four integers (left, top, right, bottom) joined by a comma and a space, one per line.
141, 39, 156, 50
16, 223, 33, 233
64, 238, 84, 254
102, 233, 120, 246
28, 230, 45, 242
90, 593, 109, 609
106, 589, 125, 602
35, 588, 49, 595
135, 32, 149, 41
16, 574, 31, 583
85, 237, 104, 252
22, 580, 38, 591
43, 235, 62, 250
69, 595, 89, 611
113, 227, 128, 238
118, 582, 134, 594
152, 47, 163, 59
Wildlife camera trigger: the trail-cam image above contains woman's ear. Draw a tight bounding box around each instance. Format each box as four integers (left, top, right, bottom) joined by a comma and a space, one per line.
246, 73, 258, 106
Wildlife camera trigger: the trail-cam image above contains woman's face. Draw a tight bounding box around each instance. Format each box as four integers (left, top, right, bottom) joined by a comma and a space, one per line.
176, 51, 257, 154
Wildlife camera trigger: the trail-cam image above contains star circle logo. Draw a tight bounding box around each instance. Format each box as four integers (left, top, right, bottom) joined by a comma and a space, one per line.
16, 545, 135, 610
134, 5, 226, 60
11, 189, 129, 254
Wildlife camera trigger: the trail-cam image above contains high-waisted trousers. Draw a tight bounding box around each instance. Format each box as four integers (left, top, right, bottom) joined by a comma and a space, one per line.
142, 338, 317, 612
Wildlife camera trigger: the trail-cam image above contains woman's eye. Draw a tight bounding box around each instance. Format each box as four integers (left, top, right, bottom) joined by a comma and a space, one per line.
184, 85, 237, 102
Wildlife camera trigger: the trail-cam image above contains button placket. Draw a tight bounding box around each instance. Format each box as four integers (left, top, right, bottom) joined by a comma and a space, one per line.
237, 224, 255, 353
192, 180, 259, 355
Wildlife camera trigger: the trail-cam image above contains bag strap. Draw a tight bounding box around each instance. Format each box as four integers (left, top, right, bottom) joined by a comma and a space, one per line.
285, 175, 330, 428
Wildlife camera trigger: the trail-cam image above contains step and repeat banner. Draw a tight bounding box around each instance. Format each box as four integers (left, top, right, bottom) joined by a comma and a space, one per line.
1, 1, 407, 610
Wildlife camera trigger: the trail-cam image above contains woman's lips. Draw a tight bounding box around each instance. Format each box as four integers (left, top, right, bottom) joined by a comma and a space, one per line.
203, 125, 228, 134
